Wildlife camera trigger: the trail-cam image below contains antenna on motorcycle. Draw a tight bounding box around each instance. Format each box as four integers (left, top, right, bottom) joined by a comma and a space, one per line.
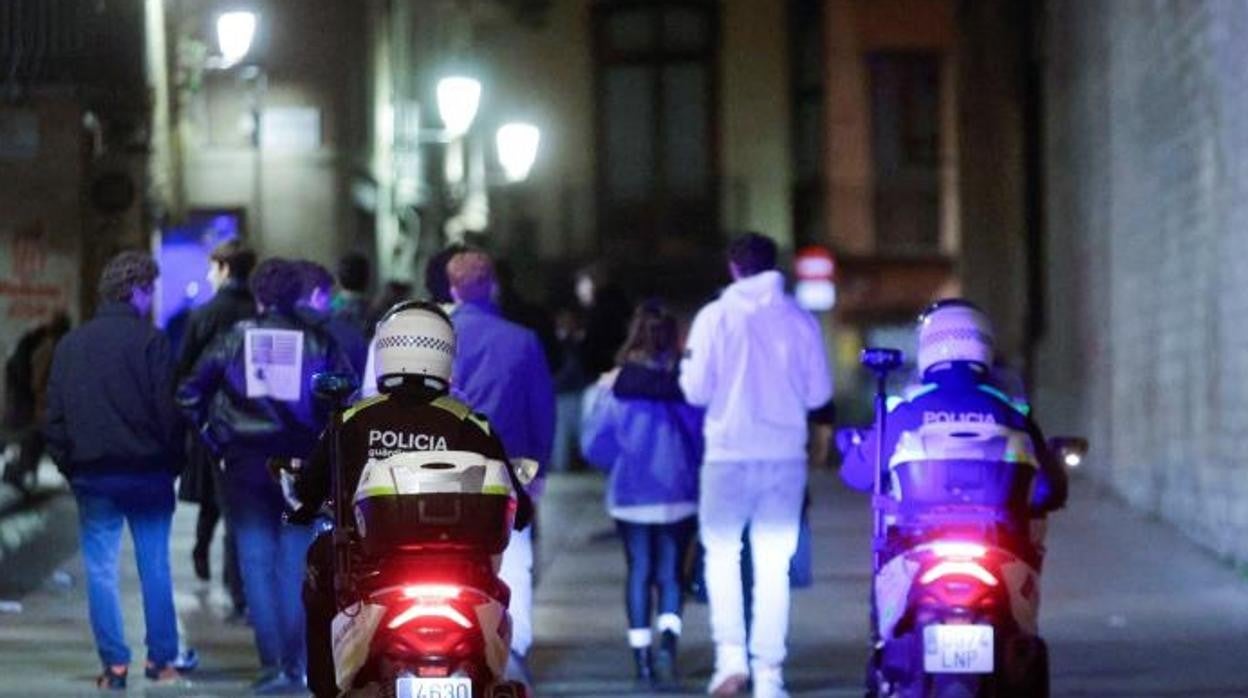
861, 347, 902, 572
860, 347, 902, 656
313, 371, 360, 608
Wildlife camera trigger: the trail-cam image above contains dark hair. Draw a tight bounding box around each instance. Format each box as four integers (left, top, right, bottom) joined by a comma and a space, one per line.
250, 258, 303, 312
98, 250, 158, 303
210, 240, 256, 281
727, 232, 777, 277
337, 252, 370, 292
294, 260, 334, 299
424, 243, 467, 304
615, 298, 679, 369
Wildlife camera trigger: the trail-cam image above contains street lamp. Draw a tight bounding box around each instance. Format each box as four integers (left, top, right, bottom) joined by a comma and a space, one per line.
495, 122, 541, 183
436, 77, 482, 139
216, 11, 257, 68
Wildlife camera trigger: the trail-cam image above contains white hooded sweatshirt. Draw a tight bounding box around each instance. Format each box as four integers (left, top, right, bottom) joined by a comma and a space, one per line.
679, 270, 833, 463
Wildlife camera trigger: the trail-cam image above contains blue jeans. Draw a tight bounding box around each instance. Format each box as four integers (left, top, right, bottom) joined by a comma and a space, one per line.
223, 457, 313, 676
73, 473, 178, 668
550, 391, 583, 472
616, 517, 697, 630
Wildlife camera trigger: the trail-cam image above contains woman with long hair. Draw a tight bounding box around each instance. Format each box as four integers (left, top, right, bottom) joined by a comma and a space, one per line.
580, 299, 702, 686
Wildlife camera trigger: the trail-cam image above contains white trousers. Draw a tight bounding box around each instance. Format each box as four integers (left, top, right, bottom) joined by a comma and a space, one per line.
700, 459, 806, 670
499, 525, 534, 656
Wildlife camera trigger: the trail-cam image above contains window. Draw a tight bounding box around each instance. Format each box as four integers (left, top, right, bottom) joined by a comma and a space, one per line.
593, 1, 718, 256
868, 52, 941, 254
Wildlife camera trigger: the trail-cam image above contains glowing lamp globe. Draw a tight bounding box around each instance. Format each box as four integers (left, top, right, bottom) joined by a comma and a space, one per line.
496, 123, 541, 182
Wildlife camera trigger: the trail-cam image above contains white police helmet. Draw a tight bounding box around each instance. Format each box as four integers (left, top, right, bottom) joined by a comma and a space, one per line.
917, 299, 995, 375
373, 300, 455, 386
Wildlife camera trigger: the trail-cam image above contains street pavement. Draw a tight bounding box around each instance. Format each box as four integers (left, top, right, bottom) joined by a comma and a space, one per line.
1, 467, 1247, 696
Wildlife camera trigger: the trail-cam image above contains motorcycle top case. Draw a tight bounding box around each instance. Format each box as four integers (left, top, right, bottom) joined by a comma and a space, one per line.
352, 450, 517, 557
887, 421, 1037, 515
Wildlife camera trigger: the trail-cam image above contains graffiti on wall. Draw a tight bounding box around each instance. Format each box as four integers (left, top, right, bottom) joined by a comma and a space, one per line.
0, 220, 72, 323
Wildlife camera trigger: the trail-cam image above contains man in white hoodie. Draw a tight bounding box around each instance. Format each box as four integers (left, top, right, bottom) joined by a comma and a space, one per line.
680, 233, 833, 698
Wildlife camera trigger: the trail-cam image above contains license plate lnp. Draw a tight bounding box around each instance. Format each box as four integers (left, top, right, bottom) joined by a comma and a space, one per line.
923, 624, 994, 674
395, 676, 472, 698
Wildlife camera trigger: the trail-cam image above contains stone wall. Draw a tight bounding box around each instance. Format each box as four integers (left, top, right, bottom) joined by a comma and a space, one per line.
1037, 0, 1248, 563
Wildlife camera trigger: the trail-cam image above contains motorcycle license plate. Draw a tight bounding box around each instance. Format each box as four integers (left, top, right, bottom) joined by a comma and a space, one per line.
395, 676, 472, 698
923, 624, 994, 674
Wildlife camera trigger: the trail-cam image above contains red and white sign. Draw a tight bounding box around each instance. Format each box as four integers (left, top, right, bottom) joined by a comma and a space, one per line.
795, 246, 836, 282
794, 246, 837, 312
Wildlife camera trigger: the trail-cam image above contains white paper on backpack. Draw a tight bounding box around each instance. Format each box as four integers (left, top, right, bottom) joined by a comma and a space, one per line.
244, 328, 305, 401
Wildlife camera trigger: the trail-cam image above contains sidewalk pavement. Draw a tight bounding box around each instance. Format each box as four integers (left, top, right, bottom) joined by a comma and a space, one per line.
1, 467, 1247, 696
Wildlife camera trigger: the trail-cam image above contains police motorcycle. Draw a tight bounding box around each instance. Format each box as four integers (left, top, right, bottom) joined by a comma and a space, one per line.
312, 372, 534, 698
846, 348, 1086, 698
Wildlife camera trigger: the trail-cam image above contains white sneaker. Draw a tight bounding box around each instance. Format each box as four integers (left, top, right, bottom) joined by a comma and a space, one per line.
708, 644, 750, 695
707, 668, 750, 696
751, 664, 789, 698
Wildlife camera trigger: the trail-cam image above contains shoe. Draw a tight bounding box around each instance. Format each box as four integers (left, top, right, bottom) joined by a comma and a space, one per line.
251, 668, 290, 694
145, 649, 198, 680
95, 665, 127, 691
633, 647, 655, 686
654, 630, 679, 684
192, 550, 210, 581
707, 669, 749, 696
252, 670, 306, 695
751, 664, 789, 698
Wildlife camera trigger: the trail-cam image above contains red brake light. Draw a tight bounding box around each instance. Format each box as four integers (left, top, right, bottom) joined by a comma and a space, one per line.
929, 542, 986, 559
402, 584, 462, 599
920, 561, 998, 587
388, 585, 474, 630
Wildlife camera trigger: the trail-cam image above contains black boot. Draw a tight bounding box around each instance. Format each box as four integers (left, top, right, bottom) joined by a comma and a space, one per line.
654, 630, 678, 684
633, 647, 655, 685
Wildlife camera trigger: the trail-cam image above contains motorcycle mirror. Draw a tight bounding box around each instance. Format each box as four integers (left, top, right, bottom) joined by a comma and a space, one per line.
511, 458, 540, 487
861, 347, 904, 375
312, 371, 358, 406
1048, 436, 1089, 468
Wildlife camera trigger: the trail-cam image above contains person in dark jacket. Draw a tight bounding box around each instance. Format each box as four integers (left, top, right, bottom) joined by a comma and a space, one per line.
43, 251, 190, 690
3, 311, 70, 494
294, 260, 368, 379
177, 258, 351, 694
176, 239, 254, 611
581, 299, 703, 686
331, 252, 371, 336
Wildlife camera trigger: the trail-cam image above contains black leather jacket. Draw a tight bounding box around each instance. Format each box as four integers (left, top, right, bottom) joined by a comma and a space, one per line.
176, 280, 255, 379
176, 308, 351, 459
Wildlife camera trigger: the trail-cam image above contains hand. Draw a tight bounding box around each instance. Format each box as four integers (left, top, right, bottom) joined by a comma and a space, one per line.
284, 505, 318, 526
597, 368, 619, 388
835, 427, 865, 456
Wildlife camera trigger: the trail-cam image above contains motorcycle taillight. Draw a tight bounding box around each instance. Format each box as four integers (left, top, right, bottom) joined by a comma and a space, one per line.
920, 560, 998, 587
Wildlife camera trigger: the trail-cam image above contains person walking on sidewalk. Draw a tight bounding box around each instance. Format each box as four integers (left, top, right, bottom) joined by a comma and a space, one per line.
176, 239, 254, 618
580, 299, 703, 686
679, 233, 833, 698
178, 258, 351, 694
446, 248, 555, 682
294, 259, 368, 379
43, 251, 192, 690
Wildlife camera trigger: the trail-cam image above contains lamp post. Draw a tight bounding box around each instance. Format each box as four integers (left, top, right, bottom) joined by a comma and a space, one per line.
401, 76, 541, 285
